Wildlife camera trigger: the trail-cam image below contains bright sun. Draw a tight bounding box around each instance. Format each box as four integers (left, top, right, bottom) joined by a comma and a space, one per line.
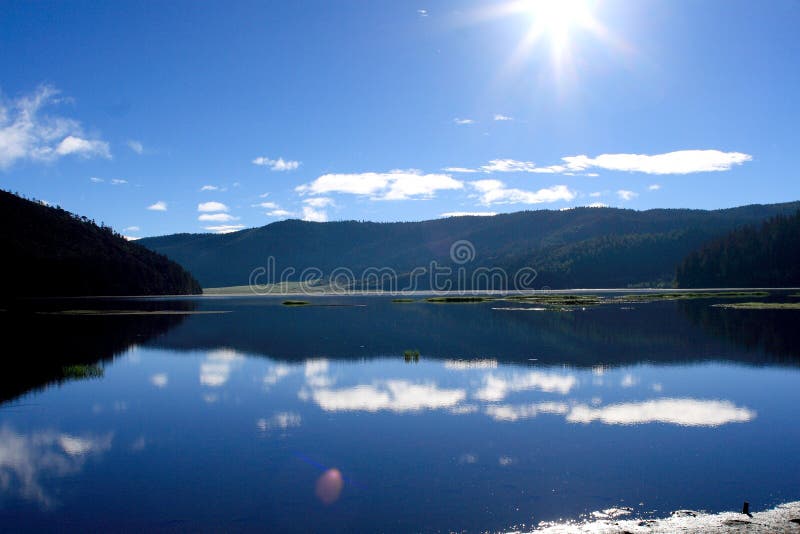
502, 0, 604, 77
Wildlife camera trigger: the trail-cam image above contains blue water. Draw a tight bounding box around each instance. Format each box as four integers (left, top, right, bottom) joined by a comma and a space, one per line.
1, 295, 799, 532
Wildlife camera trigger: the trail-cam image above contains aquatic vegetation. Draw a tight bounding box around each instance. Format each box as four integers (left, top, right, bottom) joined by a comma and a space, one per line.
282, 300, 310, 306
713, 302, 800, 310
615, 291, 769, 302
391, 298, 417, 303
61, 364, 104, 379
425, 296, 495, 303
403, 349, 420, 362
504, 294, 603, 306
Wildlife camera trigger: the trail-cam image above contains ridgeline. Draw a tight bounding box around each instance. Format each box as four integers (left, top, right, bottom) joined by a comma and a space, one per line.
0, 190, 201, 297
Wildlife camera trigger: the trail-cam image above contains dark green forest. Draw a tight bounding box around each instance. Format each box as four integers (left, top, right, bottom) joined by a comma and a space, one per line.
0, 190, 201, 297
140, 202, 800, 289
676, 210, 800, 287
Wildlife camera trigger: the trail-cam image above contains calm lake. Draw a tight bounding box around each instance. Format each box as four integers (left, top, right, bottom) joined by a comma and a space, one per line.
1, 294, 799, 532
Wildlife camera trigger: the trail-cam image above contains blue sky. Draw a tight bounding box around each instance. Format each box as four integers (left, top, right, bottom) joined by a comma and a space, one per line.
1, 0, 799, 237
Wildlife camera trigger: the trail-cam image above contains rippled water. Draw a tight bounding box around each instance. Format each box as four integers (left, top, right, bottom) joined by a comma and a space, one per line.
1, 295, 799, 532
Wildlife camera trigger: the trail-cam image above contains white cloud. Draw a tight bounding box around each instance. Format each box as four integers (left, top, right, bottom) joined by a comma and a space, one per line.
620, 373, 638, 387
254, 201, 279, 209
588, 202, 608, 208
200, 185, 219, 192
268, 209, 294, 217
471, 180, 576, 205
302, 206, 328, 222
0, 85, 111, 169
147, 201, 167, 211
442, 167, 479, 173
617, 189, 638, 201
589, 191, 603, 197
440, 212, 497, 218
417, 9, 428, 16
448, 149, 751, 176
54, 135, 110, 159
204, 224, 245, 234
561, 149, 752, 175
648, 184, 661, 190
297, 169, 463, 201
198, 213, 238, 222
453, 118, 475, 125
110, 179, 127, 185
150, 373, 168, 387
567, 398, 755, 427
252, 156, 300, 171
123, 226, 140, 232
197, 201, 229, 212
90, 177, 104, 183
493, 114, 514, 121
126, 140, 143, 154
474, 371, 576, 401
263, 364, 295, 386
303, 197, 335, 208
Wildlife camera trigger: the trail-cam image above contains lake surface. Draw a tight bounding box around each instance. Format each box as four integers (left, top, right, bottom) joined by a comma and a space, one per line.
1, 294, 799, 532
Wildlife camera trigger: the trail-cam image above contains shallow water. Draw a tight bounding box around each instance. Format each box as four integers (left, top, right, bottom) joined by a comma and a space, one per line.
1, 295, 799, 532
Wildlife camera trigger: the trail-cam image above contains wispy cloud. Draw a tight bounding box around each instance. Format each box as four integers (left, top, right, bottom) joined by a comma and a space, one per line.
297, 169, 463, 201
253, 201, 279, 209
0, 85, 110, 169
302, 206, 328, 222
448, 149, 751, 176
267, 209, 293, 218
453, 118, 475, 125
617, 189, 638, 201
90, 177, 104, 183
252, 156, 300, 171
198, 213, 238, 222
200, 185, 219, 192
126, 140, 143, 154
648, 184, 661, 191
493, 114, 514, 121
442, 167, 479, 173
123, 226, 140, 232
110, 178, 127, 185
197, 201, 229, 212
417, 9, 428, 17
204, 224, 245, 234
471, 180, 575, 205
303, 197, 334, 208
440, 211, 497, 217
147, 201, 167, 211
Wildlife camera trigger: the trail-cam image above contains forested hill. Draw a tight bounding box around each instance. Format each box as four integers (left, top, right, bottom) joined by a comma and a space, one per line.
0, 190, 201, 297
677, 210, 800, 288
139, 201, 800, 289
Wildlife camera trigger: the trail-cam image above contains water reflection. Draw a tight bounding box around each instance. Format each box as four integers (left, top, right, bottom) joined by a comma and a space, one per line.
565, 398, 756, 426
0, 426, 112, 508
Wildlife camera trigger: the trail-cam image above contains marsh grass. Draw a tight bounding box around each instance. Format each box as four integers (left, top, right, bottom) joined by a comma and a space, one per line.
713, 302, 800, 310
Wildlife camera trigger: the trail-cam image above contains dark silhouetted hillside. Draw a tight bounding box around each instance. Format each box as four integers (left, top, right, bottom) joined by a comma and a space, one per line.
677, 210, 800, 287
0, 190, 201, 297
139, 202, 800, 289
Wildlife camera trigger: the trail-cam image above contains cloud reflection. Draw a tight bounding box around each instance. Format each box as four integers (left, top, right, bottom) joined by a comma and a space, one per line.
0, 426, 112, 507
200, 349, 243, 387
485, 402, 569, 421
474, 371, 576, 401
311, 381, 466, 412
566, 398, 756, 427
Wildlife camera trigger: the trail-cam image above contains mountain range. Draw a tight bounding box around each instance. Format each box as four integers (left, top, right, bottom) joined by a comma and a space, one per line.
140, 201, 800, 289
